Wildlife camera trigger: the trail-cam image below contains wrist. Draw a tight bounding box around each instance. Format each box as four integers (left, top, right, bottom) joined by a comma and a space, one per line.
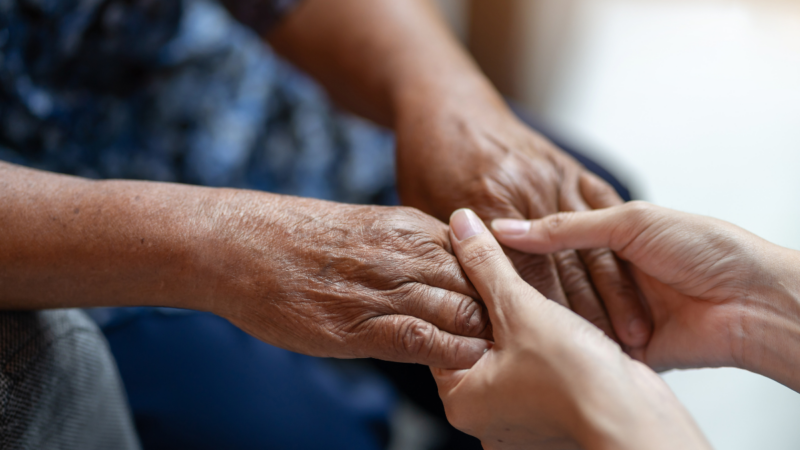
739, 246, 800, 390
391, 63, 510, 133
188, 189, 286, 318
572, 361, 709, 450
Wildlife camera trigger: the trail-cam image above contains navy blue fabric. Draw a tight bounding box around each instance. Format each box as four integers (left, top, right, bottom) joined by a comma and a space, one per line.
92, 308, 395, 450
509, 102, 633, 202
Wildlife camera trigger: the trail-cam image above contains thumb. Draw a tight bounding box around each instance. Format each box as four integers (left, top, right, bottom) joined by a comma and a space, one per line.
449, 209, 544, 335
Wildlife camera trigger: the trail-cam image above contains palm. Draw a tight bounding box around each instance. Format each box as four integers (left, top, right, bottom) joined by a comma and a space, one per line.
626, 257, 749, 372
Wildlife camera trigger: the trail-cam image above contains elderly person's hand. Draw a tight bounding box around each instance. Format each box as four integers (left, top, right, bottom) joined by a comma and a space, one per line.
396, 98, 651, 350
0, 163, 490, 369
492, 200, 800, 390
432, 209, 709, 450
211, 194, 493, 368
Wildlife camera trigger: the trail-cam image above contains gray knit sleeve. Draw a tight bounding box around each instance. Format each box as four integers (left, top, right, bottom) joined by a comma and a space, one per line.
0, 309, 141, 450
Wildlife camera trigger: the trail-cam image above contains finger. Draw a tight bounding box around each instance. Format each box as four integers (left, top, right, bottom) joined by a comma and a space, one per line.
580, 171, 624, 209
391, 283, 492, 340
449, 208, 545, 334
579, 248, 651, 348
409, 247, 480, 300
561, 171, 651, 347
492, 205, 658, 347
361, 314, 491, 369
490, 205, 644, 255
507, 250, 571, 309
552, 249, 618, 342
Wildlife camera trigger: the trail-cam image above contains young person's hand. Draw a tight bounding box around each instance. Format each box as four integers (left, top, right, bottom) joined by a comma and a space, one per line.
432, 208, 709, 450
492, 188, 800, 390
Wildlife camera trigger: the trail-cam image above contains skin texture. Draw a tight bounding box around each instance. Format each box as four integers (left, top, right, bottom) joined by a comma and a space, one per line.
266, 0, 652, 349
492, 196, 800, 391
0, 162, 490, 369
2, 0, 649, 367
433, 209, 710, 450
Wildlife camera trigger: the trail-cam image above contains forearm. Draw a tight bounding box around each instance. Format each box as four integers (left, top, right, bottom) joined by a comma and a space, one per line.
740, 246, 800, 391
574, 362, 711, 450
0, 162, 276, 312
266, 0, 506, 127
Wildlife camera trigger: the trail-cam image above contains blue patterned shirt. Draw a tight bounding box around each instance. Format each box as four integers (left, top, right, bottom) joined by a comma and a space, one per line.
0, 0, 396, 204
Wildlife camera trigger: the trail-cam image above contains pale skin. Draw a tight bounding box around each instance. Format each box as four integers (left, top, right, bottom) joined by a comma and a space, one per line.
434, 208, 710, 450
0, 0, 651, 366
492, 175, 800, 389
438, 177, 800, 448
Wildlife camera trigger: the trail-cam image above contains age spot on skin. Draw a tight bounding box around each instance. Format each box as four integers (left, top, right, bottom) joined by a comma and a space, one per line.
73, 208, 80, 214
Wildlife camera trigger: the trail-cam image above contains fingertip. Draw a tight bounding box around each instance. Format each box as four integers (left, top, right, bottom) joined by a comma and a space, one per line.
625, 317, 652, 348
450, 208, 486, 242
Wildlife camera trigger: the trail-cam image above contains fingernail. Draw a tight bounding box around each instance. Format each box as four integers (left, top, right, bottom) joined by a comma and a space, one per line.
491, 219, 531, 236
450, 209, 485, 241
628, 318, 649, 342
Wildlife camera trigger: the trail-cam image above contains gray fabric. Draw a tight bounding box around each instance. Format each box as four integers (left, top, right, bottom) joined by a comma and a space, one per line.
0, 309, 141, 450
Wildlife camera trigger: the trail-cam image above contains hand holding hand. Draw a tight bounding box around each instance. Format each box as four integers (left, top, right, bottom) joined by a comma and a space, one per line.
432, 209, 709, 450
396, 98, 651, 349
492, 201, 800, 387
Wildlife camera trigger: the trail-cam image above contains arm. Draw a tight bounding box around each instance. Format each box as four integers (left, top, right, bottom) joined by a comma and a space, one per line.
0, 161, 491, 368
432, 208, 710, 450
491, 192, 800, 391
263, 0, 652, 349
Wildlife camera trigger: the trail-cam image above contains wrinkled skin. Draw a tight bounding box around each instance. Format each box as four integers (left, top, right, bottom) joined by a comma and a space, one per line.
396, 99, 651, 349
432, 209, 708, 450
493, 201, 794, 373
209, 193, 492, 369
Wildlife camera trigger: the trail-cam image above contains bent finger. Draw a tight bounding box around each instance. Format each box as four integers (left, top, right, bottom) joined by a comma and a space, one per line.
561, 173, 651, 347
552, 249, 618, 342
391, 283, 492, 340
362, 314, 491, 369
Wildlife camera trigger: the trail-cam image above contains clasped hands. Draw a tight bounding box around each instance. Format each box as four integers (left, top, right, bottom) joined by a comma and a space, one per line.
432, 196, 800, 450
209, 106, 798, 449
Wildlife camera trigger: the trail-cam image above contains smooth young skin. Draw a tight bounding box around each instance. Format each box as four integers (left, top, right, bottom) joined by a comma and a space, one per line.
492, 182, 800, 391
0, 163, 491, 369
265, 0, 651, 349
433, 209, 710, 450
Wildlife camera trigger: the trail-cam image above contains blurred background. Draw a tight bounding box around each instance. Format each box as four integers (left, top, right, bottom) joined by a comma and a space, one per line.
432, 0, 800, 448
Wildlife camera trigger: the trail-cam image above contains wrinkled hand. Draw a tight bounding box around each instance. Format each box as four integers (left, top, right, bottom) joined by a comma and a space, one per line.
492, 201, 790, 372
396, 100, 650, 348
432, 209, 708, 450
209, 194, 491, 369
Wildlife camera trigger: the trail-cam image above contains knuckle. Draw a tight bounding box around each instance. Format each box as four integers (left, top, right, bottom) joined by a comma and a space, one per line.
397, 318, 435, 358
454, 295, 489, 338
543, 212, 576, 237
580, 248, 614, 271
553, 251, 594, 298
624, 201, 656, 219
510, 252, 556, 288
